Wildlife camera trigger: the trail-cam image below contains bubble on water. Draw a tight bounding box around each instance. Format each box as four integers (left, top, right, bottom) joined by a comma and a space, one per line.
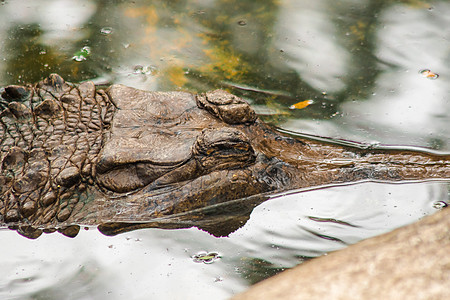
419, 69, 439, 80
133, 65, 157, 75
432, 201, 448, 209
100, 27, 113, 35
192, 251, 221, 264
330, 111, 340, 118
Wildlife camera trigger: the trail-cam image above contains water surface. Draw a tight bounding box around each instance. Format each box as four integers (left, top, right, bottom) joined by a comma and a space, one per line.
0, 0, 449, 299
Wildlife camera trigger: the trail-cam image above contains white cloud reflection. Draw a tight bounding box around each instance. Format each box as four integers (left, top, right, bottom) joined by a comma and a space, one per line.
270, 0, 354, 92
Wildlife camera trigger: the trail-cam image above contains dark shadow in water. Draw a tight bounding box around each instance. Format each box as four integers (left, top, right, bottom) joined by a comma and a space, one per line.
7, 193, 269, 239
8, 178, 449, 241
97, 193, 270, 237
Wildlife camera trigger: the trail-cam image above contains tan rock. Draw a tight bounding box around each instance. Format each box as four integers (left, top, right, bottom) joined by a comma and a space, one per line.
232, 208, 450, 300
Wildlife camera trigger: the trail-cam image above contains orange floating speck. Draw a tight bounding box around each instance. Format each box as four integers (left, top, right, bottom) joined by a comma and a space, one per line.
289, 99, 314, 110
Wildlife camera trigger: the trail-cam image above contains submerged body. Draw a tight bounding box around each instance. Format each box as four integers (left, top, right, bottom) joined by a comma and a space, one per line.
0, 74, 449, 238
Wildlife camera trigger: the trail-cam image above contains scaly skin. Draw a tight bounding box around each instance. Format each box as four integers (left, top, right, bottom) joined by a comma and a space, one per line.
0, 74, 448, 238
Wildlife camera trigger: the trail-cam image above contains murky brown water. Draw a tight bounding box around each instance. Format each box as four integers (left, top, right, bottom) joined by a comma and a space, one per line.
0, 0, 449, 299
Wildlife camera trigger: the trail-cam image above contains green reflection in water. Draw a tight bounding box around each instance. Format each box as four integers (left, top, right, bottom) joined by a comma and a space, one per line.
3, 24, 66, 83
3, 0, 436, 126
237, 257, 286, 285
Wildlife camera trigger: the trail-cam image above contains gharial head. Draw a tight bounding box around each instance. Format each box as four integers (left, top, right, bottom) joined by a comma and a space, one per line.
90, 84, 292, 223
0, 74, 295, 237
96, 86, 257, 194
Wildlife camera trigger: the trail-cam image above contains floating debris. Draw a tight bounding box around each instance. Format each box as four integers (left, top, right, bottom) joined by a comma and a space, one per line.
192, 251, 221, 264
432, 201, 448, 209
419, 69, 439, 80
289, 99, 313, 110
133, 65, 157, 75
72, 46, 91, 62
100, 27, 113, 35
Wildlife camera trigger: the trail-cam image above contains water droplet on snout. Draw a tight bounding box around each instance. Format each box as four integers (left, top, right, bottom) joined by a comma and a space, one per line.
432, 201, 448, 209
100, 27, 113, 35
366, 141, 380, 149
192, 251, 221, 264
419, 69, 439, 80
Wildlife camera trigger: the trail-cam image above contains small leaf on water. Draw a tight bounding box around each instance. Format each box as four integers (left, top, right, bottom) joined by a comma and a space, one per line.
72, 46, 91, 62
419, 69, 439, 80
192, 251, 222, 264
289, 99, 313, 110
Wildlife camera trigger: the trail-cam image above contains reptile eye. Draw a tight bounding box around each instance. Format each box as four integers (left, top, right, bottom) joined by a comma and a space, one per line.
194, 128, 255, 170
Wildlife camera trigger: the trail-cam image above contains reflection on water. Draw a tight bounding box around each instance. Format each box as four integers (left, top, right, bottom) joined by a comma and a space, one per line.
0, 0, 449, 299
0, 182, 448, 299
0, 0, 448, 149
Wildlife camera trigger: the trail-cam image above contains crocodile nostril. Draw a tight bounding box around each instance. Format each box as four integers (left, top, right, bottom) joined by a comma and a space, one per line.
196, 89, 256, 124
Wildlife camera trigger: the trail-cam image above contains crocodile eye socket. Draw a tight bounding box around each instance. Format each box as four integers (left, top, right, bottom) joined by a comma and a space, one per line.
95, 163, 175, 193
95, 128, 255, 193
194, 128, 255, 170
